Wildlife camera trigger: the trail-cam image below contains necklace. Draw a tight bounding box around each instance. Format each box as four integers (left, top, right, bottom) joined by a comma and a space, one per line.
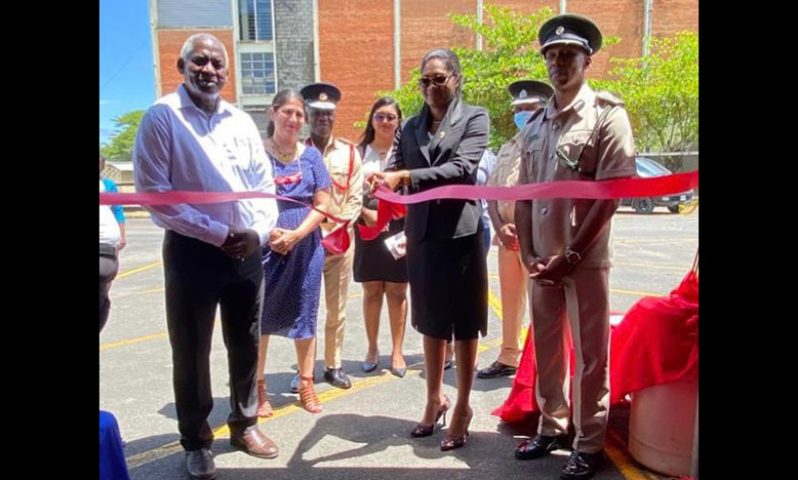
269, 139, 297, 162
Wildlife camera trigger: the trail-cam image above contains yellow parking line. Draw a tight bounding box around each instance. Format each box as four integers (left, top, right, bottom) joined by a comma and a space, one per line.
102, 292, 365, 352
100, 332, 168, 351
606, 430, 657, 480
611, 288, 663, 297
488, 289, 502, 318
100, 287, 362, 351
127, 362, 430, 469
124, 285, 649, 479
127, 289, 504, 468
614, 261, 691, 271
616, 237, 697, 245
489, 287, 647, 480
103, 288, 649, 353
133, 287, 164, 295
116, 261, 162, 280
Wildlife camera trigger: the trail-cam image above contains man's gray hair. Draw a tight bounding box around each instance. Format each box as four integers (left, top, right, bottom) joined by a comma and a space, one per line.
179, 33, 229, 65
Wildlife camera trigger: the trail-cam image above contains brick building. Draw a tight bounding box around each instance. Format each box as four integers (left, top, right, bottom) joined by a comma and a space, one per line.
150, 0, 697, 140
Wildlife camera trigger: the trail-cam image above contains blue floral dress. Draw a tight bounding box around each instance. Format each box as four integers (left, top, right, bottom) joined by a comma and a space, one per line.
261, 146, 331, 339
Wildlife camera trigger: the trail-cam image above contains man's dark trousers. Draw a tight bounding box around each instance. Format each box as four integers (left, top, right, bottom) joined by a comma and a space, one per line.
163, 230, 263, 451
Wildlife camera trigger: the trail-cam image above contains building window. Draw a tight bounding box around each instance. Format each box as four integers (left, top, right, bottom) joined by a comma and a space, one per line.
239, 0, 273, 41
240, 52, 276, 95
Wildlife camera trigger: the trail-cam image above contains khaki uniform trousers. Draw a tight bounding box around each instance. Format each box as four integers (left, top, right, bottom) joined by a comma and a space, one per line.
530, 267, 610, 454
496, 245, 528, 367
322, 233, 355, 369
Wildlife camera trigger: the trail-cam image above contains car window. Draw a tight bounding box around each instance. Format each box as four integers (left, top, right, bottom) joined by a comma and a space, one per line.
636, 163, 653, 176
636, 157, 672, 175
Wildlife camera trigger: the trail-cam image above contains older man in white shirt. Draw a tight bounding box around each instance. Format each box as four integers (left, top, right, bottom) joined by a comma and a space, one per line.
134, 32, 279, 480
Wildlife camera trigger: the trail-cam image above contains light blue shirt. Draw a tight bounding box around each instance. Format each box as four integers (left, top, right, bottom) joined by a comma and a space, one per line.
101, 177, 125, 224
134, 85, 278, 246
477, 149, 496, 231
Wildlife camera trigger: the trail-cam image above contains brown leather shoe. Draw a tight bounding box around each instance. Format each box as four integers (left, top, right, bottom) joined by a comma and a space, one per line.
230, 425, 279, 459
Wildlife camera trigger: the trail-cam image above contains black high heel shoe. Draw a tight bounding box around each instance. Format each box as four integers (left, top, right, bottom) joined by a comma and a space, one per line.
440, 408, 473, 451
410, 395, 451, 438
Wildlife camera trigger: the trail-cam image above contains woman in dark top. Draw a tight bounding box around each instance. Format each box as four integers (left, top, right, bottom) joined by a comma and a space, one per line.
353, 97, 409, 378
371, 48, 489, 451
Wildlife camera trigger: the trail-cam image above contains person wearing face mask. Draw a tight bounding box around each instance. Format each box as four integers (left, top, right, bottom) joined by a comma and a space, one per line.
476, 80, 553, 381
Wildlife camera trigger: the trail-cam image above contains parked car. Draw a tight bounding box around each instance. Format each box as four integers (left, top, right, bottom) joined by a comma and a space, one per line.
621, 157, 695, 214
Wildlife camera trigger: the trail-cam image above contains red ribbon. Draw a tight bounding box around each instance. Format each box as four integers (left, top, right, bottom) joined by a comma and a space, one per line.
358, 171, 698, 240
99, 190, 352, 254
99, 171, 697, 247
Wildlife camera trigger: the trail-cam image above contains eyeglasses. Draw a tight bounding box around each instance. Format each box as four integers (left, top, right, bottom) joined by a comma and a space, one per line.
374, 113, 398, 123
419, 74, 453, 88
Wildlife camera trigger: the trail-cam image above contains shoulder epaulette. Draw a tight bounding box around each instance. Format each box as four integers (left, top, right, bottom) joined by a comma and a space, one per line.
595, 91, 625, 107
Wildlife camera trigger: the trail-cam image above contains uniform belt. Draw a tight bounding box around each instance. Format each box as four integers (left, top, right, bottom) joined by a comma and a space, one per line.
100, 243, 118, 257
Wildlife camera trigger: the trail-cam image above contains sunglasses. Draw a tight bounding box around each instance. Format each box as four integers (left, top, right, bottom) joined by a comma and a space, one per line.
556, 146, 581, 172
419, 74, 453, 88
374, 113, 398, 123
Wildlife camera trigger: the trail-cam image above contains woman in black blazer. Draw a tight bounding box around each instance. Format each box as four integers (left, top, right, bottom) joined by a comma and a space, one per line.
371, 48, 489, 451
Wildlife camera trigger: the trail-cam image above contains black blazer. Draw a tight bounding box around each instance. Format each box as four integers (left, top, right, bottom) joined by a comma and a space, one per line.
387, 98, 489, 241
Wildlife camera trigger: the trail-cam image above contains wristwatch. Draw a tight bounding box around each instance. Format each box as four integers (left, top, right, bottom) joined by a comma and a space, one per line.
564, 247, 582, 265
399, 170, 412, 187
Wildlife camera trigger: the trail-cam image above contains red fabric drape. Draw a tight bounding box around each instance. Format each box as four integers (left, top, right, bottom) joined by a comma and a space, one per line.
493, 271, 699, 423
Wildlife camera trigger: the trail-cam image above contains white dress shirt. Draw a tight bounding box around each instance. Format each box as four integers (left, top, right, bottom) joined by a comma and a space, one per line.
134, 85, 278, 246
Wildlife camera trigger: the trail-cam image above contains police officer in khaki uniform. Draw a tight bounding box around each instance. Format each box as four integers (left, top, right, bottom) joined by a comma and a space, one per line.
300, 82, 364, 390
513, 15, 637, 480
476, 80, 553, 380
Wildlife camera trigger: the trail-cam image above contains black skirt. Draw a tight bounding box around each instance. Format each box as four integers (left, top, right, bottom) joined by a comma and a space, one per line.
406, 232, 488, 340
353, 218, 409, 283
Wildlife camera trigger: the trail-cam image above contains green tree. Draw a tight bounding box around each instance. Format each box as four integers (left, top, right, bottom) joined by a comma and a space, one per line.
595, 32, 698, 160
101, 110, 145, 161
381, 5, 618, 149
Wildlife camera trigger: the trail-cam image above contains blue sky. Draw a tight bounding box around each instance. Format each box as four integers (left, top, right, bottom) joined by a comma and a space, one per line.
100, 0, 156, 146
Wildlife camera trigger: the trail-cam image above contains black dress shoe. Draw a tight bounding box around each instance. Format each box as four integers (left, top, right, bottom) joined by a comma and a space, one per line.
324, 367, 352, 389
515, 434, 569, 460
560, 450, 602, 480
362, 360, 378, 372
476, 361, 518, 379
186, 448, 217, 479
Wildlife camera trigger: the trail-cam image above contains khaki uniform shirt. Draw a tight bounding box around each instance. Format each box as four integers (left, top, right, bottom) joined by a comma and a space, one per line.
307, 137, 364, 233
488, 131, 524, 224
518, 83, 637, 268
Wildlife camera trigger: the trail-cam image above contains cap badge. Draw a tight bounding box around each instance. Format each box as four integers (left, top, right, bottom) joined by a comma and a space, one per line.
519, 89, 528, 99
556, 26, 565, 35
319, 92, 328, 101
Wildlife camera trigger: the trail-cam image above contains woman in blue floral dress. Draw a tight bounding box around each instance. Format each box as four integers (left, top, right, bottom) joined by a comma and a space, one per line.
256, 89, 331, 415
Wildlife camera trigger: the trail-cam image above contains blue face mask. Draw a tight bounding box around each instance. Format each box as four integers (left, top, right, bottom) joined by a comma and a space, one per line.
514, 111, 533, 130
